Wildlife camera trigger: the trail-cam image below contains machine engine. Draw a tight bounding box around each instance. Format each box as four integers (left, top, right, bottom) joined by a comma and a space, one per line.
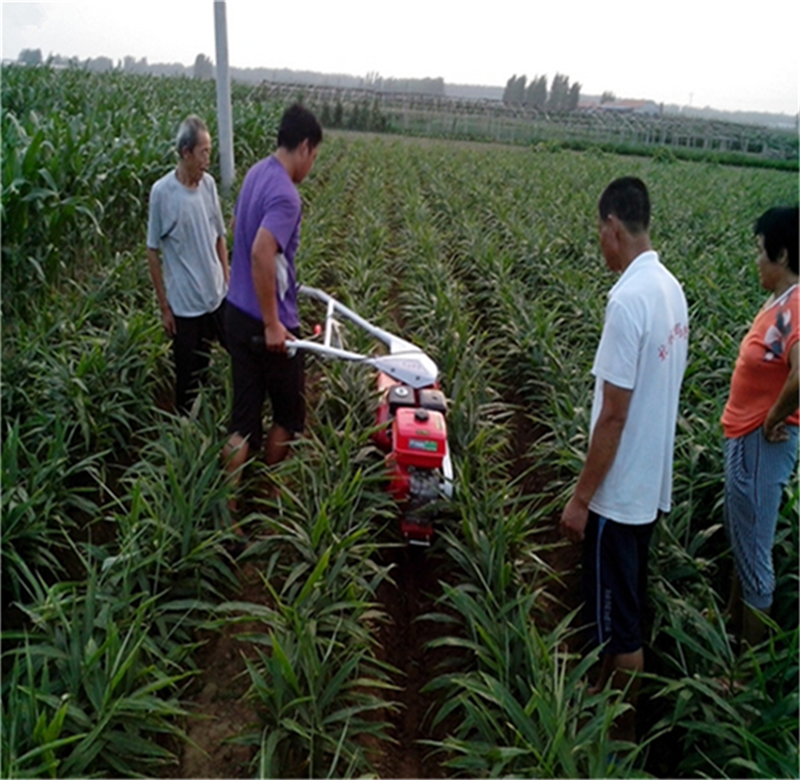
290, 286, 453, 546
373, 382, 449, 545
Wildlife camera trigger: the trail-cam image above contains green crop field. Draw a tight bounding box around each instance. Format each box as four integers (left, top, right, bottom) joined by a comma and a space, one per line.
2, 65, 798, 778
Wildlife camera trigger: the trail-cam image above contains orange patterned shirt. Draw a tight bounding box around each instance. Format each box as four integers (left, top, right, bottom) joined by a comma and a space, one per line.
721, 285, 799, 438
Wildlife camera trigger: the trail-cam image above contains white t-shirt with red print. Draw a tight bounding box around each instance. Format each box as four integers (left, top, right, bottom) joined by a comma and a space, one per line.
589, 251, 690, 525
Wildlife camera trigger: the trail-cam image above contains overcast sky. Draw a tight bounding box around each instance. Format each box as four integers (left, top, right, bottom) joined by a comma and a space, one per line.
2, 0, 798, 115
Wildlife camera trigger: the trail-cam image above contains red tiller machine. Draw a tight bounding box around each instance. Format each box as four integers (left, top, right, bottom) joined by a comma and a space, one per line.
289, 286, 454, 546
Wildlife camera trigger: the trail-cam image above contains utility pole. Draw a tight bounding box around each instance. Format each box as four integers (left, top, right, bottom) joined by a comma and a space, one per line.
214, 0, 234, 198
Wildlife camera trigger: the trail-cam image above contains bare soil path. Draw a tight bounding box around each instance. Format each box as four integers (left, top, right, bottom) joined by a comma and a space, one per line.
176, 561, 264, 778
370, 544, 454, 779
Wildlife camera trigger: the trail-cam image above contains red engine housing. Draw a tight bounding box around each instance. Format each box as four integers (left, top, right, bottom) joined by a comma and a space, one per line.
387, 406, 447, 496
371, 375, 448, 545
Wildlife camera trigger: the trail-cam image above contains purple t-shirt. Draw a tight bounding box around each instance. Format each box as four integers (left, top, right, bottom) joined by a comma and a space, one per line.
227, 156, 302, 328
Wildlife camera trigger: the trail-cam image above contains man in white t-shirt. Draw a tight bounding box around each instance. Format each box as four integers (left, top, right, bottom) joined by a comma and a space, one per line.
147, 115, 229, 414
560, 177, 689, 740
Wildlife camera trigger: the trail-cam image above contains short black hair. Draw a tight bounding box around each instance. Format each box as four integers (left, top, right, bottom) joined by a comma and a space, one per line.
598, 177, 651, 235
277, 104, 323, 151
754, 206, 798, 274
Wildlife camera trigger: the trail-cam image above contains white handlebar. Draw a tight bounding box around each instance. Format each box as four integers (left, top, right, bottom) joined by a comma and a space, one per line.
283, 286, 440, 389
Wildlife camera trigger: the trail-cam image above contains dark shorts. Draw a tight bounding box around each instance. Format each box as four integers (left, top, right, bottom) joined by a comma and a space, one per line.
174, 301, 227, 353
173, 302, 227, 414
583, 511, 656, 656
225, 301, 305, 447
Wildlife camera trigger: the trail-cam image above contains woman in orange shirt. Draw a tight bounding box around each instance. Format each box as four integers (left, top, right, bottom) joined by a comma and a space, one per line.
721, 205, 799, 650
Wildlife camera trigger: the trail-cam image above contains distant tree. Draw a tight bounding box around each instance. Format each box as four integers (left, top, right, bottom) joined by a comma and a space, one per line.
422, 77, 445, 96
333, 100, 343, 127
149, 61, 190, 77
194, 53, 213, 80
523, 79, 534, 107
18, 48, 42, 65
568, 81, 581, 110
526, 75, 548, 109
369, 99, 387, 131
364, 71, 382, 89
85, 56, 114, 73
600, 91, 616, 104
503, 75, 515, 103
123, 55, 149, 74
503, 74, 526, 104
547, 73, 570, 111
504, 74, 521, 103
514, 75, 527, 103
320, 102, 332, 127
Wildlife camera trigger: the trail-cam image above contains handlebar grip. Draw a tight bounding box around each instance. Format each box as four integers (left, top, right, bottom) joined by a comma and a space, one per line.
250, 335, 298, 357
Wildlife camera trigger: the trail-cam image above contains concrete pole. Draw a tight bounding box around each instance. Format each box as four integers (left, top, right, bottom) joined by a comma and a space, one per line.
214, 0, 234, 197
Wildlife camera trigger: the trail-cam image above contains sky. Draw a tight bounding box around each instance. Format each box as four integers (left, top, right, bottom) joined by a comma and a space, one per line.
2, 0, 798, 116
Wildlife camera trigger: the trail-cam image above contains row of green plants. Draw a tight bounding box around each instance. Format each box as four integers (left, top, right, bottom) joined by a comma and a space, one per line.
298, 133, 799, 775
0, 251, 403, 776
2, 244, 233, 774
240, 133, 800, 775
3, 65, 799, 777
1, 65, 402, 775
366, 137, 799, 777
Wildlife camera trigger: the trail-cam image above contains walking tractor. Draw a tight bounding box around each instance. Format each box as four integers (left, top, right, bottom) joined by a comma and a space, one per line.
289, 286, 454, 546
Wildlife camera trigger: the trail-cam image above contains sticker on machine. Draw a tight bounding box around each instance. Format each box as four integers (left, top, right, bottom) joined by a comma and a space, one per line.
408, 439, 439, 451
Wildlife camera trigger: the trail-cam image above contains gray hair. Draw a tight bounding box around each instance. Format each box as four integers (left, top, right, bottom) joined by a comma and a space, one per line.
176, 115, 208, 156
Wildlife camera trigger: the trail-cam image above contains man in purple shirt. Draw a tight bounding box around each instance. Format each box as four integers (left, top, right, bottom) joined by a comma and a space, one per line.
223, 104, 322, 505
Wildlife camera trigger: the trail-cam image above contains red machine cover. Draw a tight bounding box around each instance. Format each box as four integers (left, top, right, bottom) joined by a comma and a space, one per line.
392, 407, 446, 468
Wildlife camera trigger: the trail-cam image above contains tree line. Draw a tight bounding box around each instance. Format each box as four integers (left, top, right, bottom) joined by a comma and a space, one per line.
503, 73, 581, 111
14, 49, 446, 96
